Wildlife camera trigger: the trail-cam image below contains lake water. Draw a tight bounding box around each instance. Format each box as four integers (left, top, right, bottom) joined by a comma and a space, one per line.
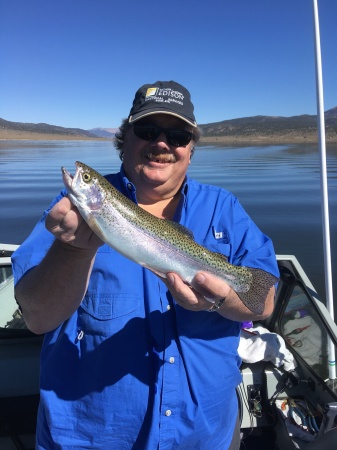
1, 140, 336, 310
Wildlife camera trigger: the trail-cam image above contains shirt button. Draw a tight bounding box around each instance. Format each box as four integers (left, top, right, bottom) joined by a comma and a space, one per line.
77, 330, 84, 341
127, 183, 132, 190
169, 357, 175, 364
167, 305, 171, 310
165, 410, 172, 417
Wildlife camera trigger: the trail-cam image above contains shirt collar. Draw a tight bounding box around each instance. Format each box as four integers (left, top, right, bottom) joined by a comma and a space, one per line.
119, 164, 137, 203
118, 164, 190, 217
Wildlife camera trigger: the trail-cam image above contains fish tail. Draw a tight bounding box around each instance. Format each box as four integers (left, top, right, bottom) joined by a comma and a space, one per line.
236, 268, 279, 315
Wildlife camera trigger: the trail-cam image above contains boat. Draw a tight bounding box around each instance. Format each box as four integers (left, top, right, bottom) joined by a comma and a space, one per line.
1, 244, 337, 449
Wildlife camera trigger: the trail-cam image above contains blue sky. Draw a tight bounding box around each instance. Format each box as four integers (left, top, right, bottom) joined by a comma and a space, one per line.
1, 0, 336, 130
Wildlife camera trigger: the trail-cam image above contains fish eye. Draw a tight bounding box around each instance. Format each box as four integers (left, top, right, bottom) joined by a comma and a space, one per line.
83, 173, 91, 182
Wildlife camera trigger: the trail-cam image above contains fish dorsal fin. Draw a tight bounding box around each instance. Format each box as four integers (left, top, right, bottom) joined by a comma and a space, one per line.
167, 220, 195, 240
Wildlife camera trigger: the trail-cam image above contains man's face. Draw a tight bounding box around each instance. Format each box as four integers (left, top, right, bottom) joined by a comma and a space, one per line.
122, 114, 194, 199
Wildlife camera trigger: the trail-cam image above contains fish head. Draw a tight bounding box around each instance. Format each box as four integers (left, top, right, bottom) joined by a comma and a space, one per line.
62, 161, 106, 212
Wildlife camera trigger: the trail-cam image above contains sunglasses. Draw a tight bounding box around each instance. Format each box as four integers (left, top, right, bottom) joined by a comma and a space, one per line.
133, 124, 194, 147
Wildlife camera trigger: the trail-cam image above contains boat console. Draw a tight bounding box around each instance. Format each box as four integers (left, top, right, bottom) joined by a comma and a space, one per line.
239, 255, 337, 449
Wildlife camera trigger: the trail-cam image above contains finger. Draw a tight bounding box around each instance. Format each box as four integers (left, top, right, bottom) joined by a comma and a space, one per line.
165, 273, 211, 311
73, 218, 104, 248
46, 197, 76, 230
193, 272, 231, 299
46, 199, 83, 243
166, 274, 198, 304
59, 207, 83, 233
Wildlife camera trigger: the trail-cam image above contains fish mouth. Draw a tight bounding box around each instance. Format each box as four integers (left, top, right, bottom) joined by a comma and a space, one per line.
145, 153, 176, 164
61, 166, 75, 190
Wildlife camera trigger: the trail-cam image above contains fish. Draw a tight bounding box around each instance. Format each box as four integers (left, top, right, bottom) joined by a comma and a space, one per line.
62, 161, 278, 314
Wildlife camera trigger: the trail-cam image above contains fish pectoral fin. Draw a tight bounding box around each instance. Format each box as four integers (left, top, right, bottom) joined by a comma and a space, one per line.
143, 265, 167, 278
87, 218, 105, 240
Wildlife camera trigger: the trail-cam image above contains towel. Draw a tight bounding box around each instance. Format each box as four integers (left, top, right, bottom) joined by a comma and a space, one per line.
238, 325, 297, 371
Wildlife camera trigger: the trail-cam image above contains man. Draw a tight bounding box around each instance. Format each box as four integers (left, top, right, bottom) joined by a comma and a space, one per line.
13, 80, 279, 449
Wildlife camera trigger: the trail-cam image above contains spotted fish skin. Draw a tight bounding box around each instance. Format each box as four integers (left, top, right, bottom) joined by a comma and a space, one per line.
62, 161, 278, 314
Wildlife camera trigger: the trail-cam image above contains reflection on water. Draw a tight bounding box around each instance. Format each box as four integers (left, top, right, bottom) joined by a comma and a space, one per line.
0, 140, 336, 308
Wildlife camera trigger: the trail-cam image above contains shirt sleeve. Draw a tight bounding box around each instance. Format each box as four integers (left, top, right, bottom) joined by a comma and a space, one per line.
12, 191, 66, 286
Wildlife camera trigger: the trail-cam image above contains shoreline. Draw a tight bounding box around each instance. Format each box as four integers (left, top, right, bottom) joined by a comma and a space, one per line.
199, 134, 337, 145
0, 130, 107, 141
1, 129, 337, 144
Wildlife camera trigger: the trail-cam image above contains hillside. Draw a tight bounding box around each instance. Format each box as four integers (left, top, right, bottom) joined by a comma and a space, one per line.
198, 107, 337, 143
0, 118, 98, 140
1, 108, 337, 142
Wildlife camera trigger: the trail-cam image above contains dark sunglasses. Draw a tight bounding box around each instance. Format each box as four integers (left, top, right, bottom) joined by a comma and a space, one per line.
133, 124, 194, 147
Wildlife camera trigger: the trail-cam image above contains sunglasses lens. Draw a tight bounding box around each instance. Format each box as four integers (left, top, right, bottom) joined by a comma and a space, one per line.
134, 125, 161, 141
167, 130, 192, 147
134, 125, 193, 147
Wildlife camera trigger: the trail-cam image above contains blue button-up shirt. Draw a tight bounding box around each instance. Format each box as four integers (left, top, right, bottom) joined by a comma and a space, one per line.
12, 166, 279, 449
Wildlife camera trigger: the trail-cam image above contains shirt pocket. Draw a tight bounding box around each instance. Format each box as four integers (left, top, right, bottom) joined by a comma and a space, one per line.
79, 292, 141, 337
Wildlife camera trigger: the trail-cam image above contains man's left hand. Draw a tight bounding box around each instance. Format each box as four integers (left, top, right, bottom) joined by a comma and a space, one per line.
163, 272, 231, 312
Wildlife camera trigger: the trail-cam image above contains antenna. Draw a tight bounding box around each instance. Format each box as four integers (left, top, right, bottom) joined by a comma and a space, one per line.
312, 0, 335, 379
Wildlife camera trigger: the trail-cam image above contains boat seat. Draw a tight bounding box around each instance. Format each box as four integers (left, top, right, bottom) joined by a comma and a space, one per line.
304, 428, 337, 449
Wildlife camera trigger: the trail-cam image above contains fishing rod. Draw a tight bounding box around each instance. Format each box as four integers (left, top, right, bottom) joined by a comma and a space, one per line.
312, 0, 335, 380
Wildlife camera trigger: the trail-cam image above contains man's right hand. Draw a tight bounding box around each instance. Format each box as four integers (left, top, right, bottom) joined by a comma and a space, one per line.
45, 197, 103, 250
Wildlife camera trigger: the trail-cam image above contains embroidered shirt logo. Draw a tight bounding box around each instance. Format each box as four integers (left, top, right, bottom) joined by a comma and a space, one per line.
212, 226, 230, 243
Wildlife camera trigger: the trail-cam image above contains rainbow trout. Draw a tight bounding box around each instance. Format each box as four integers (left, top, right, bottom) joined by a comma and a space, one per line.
62, 162, 278, 314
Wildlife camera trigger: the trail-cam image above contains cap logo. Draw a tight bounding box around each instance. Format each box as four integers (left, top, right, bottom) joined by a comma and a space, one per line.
145, 87, 158, 98
145, 86, 184, 106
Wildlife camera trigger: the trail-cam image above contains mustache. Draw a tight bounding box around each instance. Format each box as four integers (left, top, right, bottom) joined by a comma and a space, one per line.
145, 152, 177, 163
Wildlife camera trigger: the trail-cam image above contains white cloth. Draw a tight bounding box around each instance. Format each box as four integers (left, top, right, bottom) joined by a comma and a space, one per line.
238, 325, 297, 371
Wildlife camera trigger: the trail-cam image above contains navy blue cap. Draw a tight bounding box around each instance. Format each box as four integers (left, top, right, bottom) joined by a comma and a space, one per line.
128, 81, 197, 127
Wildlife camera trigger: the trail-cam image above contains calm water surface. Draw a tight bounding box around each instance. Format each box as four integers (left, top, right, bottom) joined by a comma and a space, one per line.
1, 140, 336, 309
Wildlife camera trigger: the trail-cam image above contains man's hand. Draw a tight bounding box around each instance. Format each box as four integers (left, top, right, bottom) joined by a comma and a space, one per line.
163, 272, 231, 312
45, 197, 103, 250
162, 271, 275, 320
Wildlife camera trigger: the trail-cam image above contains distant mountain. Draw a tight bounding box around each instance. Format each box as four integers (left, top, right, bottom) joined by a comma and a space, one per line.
1, 108, 337, 142
0, 118, 97, 138
88, 128, 117, 138
198, 107, 337, 141
325, 106, 337, 118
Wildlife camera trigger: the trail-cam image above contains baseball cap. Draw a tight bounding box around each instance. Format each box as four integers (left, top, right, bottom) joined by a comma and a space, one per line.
128, 81, 197, 128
